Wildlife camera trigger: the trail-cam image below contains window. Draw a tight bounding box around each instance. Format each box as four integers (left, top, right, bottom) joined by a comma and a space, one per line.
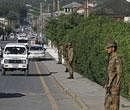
30, 46, 43, 51
18, 40, 28, 43
5, 47, 26, 54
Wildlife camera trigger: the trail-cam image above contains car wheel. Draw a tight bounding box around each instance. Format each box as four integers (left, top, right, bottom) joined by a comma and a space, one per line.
1, 68, 6, 75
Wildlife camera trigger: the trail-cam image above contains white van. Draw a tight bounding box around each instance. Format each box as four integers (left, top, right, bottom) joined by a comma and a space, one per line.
1, 43, 29, 75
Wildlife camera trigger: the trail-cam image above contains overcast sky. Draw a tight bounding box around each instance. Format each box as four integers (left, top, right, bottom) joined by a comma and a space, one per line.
126, 0, 130, 2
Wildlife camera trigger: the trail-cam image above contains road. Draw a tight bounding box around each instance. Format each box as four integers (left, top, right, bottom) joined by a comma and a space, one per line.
0, 41, 79, 110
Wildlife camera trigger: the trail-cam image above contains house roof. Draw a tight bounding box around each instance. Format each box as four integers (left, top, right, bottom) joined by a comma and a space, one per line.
62, 2, 82, 8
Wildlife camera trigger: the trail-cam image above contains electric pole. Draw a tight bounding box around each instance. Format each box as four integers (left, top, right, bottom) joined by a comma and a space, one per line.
53, 0, 56, 15
84, 0, 89, 17
39, 2, 43, 39
53, 0, 56, 12
57, 0, 60, 15
47, 4, 50, 13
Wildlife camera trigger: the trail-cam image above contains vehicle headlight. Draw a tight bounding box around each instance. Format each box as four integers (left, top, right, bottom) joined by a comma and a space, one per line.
22, 60, 26, 64
4, 59, 9, 63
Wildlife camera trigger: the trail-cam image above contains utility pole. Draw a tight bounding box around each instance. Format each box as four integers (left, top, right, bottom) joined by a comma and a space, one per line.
47, 4, 50, 13
84, 0, 89, 17
53, 0, 56, 15
57, 0, 60, 15
40, 2, 43, 39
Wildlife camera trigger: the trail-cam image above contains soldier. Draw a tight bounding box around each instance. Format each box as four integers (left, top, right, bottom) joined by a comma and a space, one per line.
57, 44, 63, 64
104, 41, 122, 110
63, 43, 69, 72
67, 42, 74, 79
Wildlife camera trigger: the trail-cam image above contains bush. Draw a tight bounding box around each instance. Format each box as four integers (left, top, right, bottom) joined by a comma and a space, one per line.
45, 14, 130, 98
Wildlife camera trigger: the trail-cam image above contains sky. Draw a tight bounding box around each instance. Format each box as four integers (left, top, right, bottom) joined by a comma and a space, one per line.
126, 0, 130, 2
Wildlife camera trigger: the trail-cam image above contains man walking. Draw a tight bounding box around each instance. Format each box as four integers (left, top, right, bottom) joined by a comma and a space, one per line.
104, 41, 122, 110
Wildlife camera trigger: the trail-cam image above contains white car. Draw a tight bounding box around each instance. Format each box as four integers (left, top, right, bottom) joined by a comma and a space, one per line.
17, 37, 28, 47
29, 44, 45, 59
1, 43, 29, 75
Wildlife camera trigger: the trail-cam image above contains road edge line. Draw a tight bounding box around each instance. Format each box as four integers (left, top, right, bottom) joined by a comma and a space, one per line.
35, 62, 59, 110
42, 61, 88, 110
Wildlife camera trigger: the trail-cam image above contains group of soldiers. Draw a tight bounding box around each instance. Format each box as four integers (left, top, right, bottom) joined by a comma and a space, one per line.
56, 40, 122, 110
57, 42, 74, 79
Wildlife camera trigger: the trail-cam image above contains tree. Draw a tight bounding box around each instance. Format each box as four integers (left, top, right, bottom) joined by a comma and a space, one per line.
7, 11, 19, 28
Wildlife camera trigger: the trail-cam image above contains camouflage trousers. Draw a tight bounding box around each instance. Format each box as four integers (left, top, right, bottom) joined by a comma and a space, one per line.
64, 59, 69, 71
58, 53, 62, 64
68, 62, 73, 77
104, 93, 120, 110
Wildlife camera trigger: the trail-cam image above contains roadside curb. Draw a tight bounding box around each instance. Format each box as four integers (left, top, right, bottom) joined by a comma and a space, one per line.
45, 49, 88, 110
52, 74, 88, 110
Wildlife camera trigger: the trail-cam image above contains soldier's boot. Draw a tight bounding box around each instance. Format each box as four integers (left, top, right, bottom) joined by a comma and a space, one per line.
57, 56, 62, 64
57, 61, 62, 64
67, 73, 74, 79
65, 68, 69, 72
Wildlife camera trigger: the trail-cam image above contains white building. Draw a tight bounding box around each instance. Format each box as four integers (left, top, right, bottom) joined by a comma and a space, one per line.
0, 18, 8, 29
62, 2, 82, 14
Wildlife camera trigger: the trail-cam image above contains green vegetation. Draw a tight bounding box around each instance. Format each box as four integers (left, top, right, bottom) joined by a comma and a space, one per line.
45, 14, 130, 99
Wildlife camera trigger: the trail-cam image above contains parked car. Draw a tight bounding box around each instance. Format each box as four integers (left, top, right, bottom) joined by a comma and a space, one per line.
29, 44, 45, 59
1, 43, 29, 75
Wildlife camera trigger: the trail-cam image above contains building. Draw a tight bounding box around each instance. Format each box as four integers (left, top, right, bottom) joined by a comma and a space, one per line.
62, 2, 82, 14
77, 1, 97, 15
62, 1, 97, 15
0, 18, 8, 29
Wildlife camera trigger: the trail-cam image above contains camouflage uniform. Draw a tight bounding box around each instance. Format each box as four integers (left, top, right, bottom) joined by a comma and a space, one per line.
57, 45, 63, 64
105, 43, 122, 110
63, 44, 69, 72
67, 43, 74, 79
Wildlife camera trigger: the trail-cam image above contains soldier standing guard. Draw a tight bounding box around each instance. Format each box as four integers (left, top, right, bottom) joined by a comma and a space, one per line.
67, 42, 74, 79
104, 41, 122, 110
63, 43, 69, 72
57, 44, 63, 64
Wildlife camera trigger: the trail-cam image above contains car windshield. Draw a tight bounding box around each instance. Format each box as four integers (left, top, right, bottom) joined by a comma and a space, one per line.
18, 40, 28, 43
4, 47, 26, 54
30, 46, 43, 51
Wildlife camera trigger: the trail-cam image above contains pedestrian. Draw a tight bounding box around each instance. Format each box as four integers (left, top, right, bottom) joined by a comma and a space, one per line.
104, 41, 122, 110
67, 42, 74, 79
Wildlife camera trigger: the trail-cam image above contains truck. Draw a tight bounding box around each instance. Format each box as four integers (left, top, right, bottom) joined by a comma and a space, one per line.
1, 43, 29, 75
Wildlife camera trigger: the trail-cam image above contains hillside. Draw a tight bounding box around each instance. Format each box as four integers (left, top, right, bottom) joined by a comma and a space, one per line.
96, 0, 130, 15
0, 0, 102, 17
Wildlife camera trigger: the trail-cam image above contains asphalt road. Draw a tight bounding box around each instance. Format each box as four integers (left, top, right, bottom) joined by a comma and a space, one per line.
0, 40, 79, 110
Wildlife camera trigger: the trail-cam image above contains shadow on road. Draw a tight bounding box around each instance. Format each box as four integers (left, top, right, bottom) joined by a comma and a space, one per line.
49, 72, 58, 74
0, 93, 25, 98
4, 73, 52, 77
29, 57, 55, 62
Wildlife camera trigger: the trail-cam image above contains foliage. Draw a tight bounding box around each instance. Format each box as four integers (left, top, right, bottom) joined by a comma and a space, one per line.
45, 13, 82, 45
45, 14, 130, 98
